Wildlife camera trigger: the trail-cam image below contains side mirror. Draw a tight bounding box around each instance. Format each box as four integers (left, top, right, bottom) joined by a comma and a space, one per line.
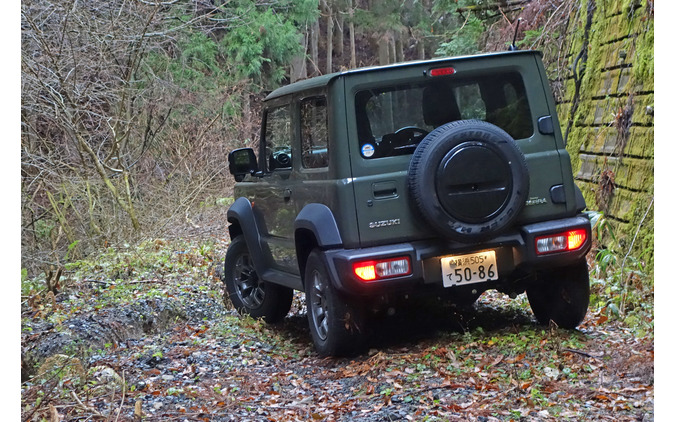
228, 148, 258, 182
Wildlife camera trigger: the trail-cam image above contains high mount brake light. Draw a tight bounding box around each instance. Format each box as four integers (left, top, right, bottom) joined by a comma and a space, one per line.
353, 256, 411, 282
535, 229, 587, 255
429, 67, 456, 77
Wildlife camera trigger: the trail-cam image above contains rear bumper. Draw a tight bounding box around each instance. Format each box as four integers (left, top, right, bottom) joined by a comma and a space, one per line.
323, 214, 592, 295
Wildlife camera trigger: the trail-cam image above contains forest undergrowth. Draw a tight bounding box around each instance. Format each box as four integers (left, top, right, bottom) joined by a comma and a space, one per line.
20, 207, 654, 421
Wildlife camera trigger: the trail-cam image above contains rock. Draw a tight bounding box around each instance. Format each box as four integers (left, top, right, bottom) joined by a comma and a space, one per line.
22, 298, 187, 379
544, 367, 560, 380
89, 365, 125, 392
36, 354, 85, 383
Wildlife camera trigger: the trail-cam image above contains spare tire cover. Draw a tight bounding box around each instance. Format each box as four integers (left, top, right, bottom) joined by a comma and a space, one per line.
408, 120, 529, 242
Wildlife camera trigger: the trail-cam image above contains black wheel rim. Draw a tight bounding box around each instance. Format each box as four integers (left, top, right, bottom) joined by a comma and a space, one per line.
309, 269, 329, 341
233, 252, 264, 309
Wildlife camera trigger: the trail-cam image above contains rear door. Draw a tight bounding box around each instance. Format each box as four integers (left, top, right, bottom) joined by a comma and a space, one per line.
343, 53, 569, 247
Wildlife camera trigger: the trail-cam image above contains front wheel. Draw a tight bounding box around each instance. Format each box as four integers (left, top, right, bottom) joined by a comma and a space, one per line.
305, 250, 367, 356
526, 262, 590, 329
223, 236, 292, 323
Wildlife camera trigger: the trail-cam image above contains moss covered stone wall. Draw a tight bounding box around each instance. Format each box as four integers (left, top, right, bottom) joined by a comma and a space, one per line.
556, 0, 654, 266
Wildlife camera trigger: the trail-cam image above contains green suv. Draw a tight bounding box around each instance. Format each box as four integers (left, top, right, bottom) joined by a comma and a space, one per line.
224, 50, 591, 356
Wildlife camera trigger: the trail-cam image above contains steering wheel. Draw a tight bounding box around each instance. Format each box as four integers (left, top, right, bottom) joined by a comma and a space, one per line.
393, 126, 429, 147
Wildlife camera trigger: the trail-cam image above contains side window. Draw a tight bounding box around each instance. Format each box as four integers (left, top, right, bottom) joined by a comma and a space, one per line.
264, 105, 292, 171
300, 96, 328, 168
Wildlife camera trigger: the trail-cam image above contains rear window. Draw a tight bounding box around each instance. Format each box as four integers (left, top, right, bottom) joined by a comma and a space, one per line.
355, 72, 533, 159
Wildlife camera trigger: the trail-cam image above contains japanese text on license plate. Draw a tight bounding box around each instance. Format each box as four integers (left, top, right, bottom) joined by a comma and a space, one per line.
441, 251, 498, 287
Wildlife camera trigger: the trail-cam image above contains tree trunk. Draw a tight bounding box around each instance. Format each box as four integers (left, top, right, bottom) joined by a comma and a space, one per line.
74, 128, 141, 231
349, 0, 356, 68
388, 34, 396, 64
290, 31, 308, 83
396, 35, 404, 63
243, 88, 251, 136
325, 1, 334, 73
336, 9, 344, 62
378, 35, 390, 65
310, 19, 320, 76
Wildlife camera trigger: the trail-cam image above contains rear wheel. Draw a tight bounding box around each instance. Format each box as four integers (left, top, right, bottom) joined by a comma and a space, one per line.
223, 236, 292, 323
526, 262, 590, 329
305, 250, 367, 356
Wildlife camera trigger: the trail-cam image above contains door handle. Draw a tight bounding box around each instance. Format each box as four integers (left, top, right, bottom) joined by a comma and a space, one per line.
372, 181, 398, 199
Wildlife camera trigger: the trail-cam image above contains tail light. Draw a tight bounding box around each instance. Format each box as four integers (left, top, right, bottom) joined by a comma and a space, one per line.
535, 229, 588, 255
353, 256, 411, 282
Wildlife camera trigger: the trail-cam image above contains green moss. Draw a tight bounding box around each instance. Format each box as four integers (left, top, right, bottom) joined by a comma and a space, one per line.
630, 94, 654, 125
577, 180, 598, 210
633, 24, 654, 87
565, 126, 586, 170
622, 0, 642, 17
557, 0, 653, 271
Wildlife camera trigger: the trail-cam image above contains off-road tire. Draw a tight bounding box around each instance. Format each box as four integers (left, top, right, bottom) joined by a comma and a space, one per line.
305, 250, 367, 357
409, 120, 529, 242
223, 236, 292, 323
526, 261, 590, 329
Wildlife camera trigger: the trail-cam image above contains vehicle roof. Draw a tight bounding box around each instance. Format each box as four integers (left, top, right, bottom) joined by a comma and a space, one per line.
264, 50, 541, 101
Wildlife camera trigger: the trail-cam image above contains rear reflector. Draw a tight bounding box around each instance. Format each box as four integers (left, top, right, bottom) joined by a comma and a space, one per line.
535, 229, 588, 255
429, 67, 456, 77
353, 256, 411, 282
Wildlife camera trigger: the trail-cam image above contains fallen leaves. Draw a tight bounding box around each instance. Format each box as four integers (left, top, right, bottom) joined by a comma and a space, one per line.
21, 238, 654, 421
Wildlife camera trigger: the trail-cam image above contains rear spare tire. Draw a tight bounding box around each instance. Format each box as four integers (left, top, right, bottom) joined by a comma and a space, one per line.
409, 120, 529, 242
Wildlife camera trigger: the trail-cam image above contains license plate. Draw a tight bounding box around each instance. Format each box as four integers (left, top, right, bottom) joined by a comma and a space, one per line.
441, 251, 498, 287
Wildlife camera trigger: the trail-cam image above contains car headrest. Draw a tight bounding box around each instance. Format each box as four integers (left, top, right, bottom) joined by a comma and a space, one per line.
423, 86, 462, 127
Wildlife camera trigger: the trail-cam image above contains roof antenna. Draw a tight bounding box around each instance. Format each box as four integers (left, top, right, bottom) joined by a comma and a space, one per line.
508, 18, 522, 51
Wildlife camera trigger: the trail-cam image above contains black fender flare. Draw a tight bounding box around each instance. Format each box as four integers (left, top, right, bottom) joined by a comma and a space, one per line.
226, 197, 268, 272
294, 204, 343, 283
294, 203, 343, 249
